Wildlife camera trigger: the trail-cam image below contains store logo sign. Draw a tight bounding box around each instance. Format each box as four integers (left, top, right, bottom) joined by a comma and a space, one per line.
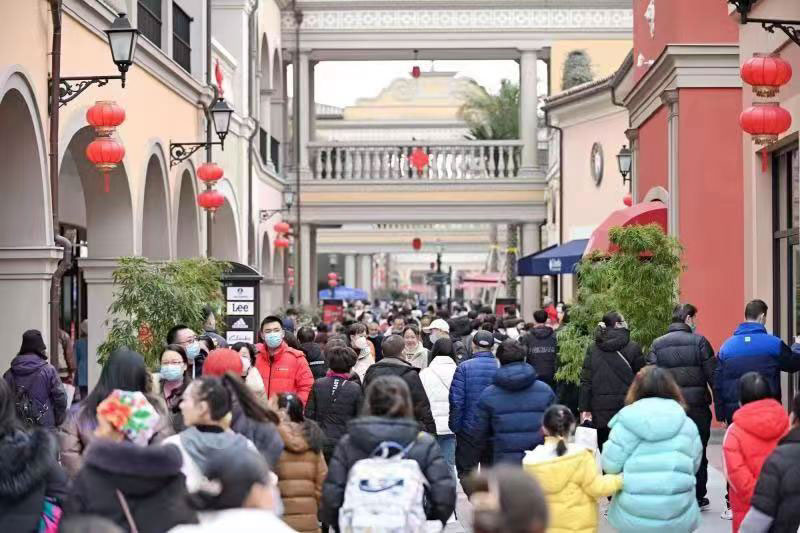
549, 259, 562, 273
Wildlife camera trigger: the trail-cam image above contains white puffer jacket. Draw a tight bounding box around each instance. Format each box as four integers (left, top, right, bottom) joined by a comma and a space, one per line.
419, 356, 457, 435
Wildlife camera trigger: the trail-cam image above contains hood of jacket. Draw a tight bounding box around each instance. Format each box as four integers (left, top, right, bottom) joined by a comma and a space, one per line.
403, 342, 428, 360
375, 356, 417, 374
9, 353, 47, 376
732, 398, 790, 441
612, 397, 687, 441
179, 427, 252, 474
531, 326, 555, 340
594, 327, 631, 352
0, 429, 56, 498
733, 322, 769, 336
493, 361, 537, 391
347, 416, 420, 454
277, 415, 325, 454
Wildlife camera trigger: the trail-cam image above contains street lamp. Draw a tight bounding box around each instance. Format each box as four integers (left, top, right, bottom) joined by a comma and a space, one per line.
169, 97, 234, 166
259, 188, 296, 222
210, 98, 234, 143
616, 145, 632, 185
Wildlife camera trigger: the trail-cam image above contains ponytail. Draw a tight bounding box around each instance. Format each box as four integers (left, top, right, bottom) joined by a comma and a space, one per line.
542, 404, 575, 457
555, 438, 568, 457
220, 372, 279, 425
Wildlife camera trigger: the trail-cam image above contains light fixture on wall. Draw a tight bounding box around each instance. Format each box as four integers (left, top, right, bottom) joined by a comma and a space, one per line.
616, 145, 632, 185
259, 189, 296, 222
169, 98, 234, 166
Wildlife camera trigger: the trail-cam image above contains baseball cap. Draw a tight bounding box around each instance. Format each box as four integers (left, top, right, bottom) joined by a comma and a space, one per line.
473, 330, 495, 349
423, 318, 450, 333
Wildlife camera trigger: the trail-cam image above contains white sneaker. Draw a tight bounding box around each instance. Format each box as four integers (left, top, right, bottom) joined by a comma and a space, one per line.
720, 508, 733, 520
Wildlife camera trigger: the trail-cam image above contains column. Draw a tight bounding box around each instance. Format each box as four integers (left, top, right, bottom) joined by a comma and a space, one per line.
358, 254, 372, 299
309, 226, 318, 307
80, 258, 119, 388
625, 128, 639, 202
661, 90, 679, 237
0, 247, 61, 372
520, 222, 541, 320
344, 254, 357, 288
519, 50, 539, 178
260, 86, 273, 171
299, 224, 313, 305
308, 61, 317, 145
297, 50, 312, 177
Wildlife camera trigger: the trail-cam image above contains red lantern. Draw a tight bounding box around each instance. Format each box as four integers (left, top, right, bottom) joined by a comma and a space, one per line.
86, 101, 125, 136
328, 279, 338, 288
741, 53, 792, 98
328, 272, 338, 280
412, 237, 422, 251
410, 149, 429, 173
411, 66, 421, 79
85, 137, 125, 193
274, 221, 291, 234
275, 237, 290, 249
740, 102, 792, 145
197, 162, 223, 184
197, 189, 225, 216
623, 194, 633, 207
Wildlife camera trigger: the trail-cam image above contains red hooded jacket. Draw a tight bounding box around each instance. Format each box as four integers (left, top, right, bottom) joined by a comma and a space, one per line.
255, 341, 314, 404
723, 398, 790, 532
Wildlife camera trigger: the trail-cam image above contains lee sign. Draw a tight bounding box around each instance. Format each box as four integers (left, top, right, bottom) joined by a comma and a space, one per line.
227, 301, 254, 315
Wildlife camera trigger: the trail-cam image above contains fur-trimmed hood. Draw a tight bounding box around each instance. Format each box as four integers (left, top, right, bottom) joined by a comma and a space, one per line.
84, 438, 183, 478
0, 429, 57, 498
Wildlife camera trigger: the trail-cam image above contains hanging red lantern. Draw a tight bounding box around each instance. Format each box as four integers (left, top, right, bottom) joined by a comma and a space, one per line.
86, 100, 125, 136
197, 162, 224, 184
197, 190, 225, 217
328, 272, 338, 280
275, 237, 290, 249
623, 194, 633, 207
85, 137, 125, 193
328, 279, 338, 288
411, 66, 421, 79
274, 221, 291, 234
410, 149, 429, 173
412, 237, 422, 251
740, 102, 792, 145
741, 53, 792, 98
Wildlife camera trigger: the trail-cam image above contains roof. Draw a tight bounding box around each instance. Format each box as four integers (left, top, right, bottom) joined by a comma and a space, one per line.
542, 49, 634, 111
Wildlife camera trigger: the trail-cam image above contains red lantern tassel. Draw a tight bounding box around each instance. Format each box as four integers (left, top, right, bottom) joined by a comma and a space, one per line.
104, 172, 110, 193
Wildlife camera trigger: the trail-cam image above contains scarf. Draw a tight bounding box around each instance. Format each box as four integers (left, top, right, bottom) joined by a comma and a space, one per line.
326, 370, 351, 380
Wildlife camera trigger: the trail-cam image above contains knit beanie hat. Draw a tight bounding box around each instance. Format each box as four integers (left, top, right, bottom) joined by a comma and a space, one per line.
19, 329, 47, 358
203, 348, 243, 377
97, 390, 160, 446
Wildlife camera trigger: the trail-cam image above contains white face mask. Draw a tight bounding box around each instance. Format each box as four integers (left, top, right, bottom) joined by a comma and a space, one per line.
241, 354, 251, 373
353, 337, 368, 350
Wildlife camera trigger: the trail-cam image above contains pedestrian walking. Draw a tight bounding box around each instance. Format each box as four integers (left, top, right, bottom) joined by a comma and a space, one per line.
64, 390, 198, 533
363, 335, 436, 434
320, 375, 456, 528
58, 348, 173, 477
464, 465, 548, 533
464, 339, 555, 466
740, 390, 800, 533
420, 337, 458, 468
601, 366, 702, 533
347, 322, 375, 381
520, 309, 559, 389
159, 344, 192, 431
647, 303, 716, 509
305, 345, 364, 463
256, 316, 314, 403
168, 448, 297, 533
449, 330, 499, 477
231, 342, 268, 405
3, 329, 67, 429
74, 320, 89, 400
0, 378, 67, 533
163, 376, 259, 493
273, 393, 327, 533
202, 305, 228, 350
723, 372, 789, 532
579, 311, 645, 450
523, 404, 622, 533
297, 327, 328, 380
402, 324, 429, 369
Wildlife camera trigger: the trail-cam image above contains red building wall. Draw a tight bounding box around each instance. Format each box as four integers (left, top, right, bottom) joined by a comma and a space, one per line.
636, 106, 668, 202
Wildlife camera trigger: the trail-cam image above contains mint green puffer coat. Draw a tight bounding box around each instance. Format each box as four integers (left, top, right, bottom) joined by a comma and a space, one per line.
601, 397, 702, 533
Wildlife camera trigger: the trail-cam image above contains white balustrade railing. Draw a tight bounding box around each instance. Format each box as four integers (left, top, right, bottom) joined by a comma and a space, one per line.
307, 140, 524, 181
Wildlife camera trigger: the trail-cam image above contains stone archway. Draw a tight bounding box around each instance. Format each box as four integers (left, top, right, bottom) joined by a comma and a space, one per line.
210, 200, 239, 262
260, 231, 272, 278
141, 151, 171, 260
175, 169, 201, 258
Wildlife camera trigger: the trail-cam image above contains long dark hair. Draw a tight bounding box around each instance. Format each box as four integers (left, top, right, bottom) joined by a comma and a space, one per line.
542, 405, 575, 457
625, 366, 686, 408
431, 337, 455, 365
277, 393, 305, 423
465, 466, 548, 533
219, 372, 279, 424
363, 375, 413, 419
188, 376, 232, 421
82, 348, 150, 423
160, 344, 191, 387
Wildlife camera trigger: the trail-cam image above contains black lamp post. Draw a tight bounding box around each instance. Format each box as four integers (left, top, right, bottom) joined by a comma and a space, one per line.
259, 189, 296, 222
169, 97, 234, 166
616, 145, 632, 185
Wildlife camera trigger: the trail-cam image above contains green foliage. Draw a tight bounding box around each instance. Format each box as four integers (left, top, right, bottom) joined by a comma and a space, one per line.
555, 224, 683, 384
562, 50, 594, 90
98, 257, 230, 369
459, 79, 520, 140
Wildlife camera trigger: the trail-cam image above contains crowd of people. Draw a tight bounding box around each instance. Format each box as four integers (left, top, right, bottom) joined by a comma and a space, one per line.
2, 297, 800, 532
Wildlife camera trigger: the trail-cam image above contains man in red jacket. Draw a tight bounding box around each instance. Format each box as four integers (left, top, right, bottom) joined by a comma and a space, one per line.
255, 315, 314, 404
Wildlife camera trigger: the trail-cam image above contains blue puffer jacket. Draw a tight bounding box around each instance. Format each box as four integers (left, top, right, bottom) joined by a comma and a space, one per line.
714, 322, 800, 423
465, 361, 555, 464
448, 351, 498, 435
602, 397, 702, 533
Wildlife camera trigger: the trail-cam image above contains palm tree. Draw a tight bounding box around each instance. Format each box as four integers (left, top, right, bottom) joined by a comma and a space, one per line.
459, 79, 520, 140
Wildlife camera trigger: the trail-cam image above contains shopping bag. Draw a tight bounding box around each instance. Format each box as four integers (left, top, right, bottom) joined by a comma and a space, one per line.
574, 422, 598, 451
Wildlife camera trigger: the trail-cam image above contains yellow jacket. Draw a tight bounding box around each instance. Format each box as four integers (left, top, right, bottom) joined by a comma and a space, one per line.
523, 438, 622, 533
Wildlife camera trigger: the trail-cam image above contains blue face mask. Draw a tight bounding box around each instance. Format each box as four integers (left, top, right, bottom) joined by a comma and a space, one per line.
160, 364, 184, 382
185, 342, 201, 361
264, 332, 283, 349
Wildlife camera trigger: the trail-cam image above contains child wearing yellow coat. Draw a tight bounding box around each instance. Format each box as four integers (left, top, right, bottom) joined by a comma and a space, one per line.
523, 405, 622, 533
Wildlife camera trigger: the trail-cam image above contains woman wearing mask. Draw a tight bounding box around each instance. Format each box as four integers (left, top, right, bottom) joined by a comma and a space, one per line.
347, 323, 374, 382
601, 366, 702, 533
273, 393, 327, 533
232, 342, 267, 405
58, 348, 173, 477
419, 338, 458, 468
579, 311, 644, 450
402, 325, 429, 369
167, 325, 205, 378
65, 390, 197, 532
160, 344, 191, 431
320, 375, 456, 529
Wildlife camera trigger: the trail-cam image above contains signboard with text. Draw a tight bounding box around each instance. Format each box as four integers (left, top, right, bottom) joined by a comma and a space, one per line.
221, 263, 263, 346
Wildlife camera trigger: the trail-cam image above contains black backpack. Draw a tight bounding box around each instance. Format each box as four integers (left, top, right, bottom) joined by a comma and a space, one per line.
9, 371, 47, 427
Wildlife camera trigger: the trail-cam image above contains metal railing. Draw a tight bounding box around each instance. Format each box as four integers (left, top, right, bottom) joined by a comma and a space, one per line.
307, 140, 524, 180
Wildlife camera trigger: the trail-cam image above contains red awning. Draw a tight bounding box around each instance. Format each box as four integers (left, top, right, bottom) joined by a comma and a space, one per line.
585, 201, 667, 255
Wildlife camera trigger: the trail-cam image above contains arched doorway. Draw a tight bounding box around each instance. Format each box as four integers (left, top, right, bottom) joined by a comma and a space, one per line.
210, 200, 239, 262
176, 169, 200, 258
270, 48, 284, 172
141, 151, 171, 260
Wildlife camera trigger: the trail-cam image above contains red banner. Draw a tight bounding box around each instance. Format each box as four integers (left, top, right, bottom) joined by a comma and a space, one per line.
322, 299, 344, 325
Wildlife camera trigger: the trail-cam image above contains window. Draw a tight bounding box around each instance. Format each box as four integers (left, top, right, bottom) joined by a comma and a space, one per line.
271, 135, 281, 172
137, 0, 162, 47
172, 3, 192, 72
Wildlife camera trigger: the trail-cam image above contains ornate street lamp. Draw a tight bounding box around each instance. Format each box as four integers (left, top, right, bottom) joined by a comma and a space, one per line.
616, 145, 632, 185
260, 188, 296, 222
169, 97, 234, 166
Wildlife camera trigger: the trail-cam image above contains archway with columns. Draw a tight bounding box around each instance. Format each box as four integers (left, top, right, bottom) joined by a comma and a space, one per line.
140, 148, 172, 260
175, 167, 201, 258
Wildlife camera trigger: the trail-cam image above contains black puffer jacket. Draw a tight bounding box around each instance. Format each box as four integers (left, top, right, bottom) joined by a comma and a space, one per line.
320, 416, 456, 527
521, 326, 558, 388
0, 429, 68, 533
64, 439, 197, 533
306, 375, 364, 462
364, 358, 436, 434
748, 427, 800, 533
300, 342, 328, 380
578, 327, 645, 429
647, 322, 716, 411
230, 398, 284, 469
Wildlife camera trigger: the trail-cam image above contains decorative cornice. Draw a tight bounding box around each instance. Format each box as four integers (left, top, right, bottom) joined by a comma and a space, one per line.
660, 89, 679, 106
624, 128, 639, 142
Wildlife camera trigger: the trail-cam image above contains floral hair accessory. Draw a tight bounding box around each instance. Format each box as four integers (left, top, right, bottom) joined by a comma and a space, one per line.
97, 389, 160, 446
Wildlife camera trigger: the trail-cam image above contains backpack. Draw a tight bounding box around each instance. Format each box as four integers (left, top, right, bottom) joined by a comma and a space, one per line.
14, 383, 48, 427
338, 440, 428, 533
